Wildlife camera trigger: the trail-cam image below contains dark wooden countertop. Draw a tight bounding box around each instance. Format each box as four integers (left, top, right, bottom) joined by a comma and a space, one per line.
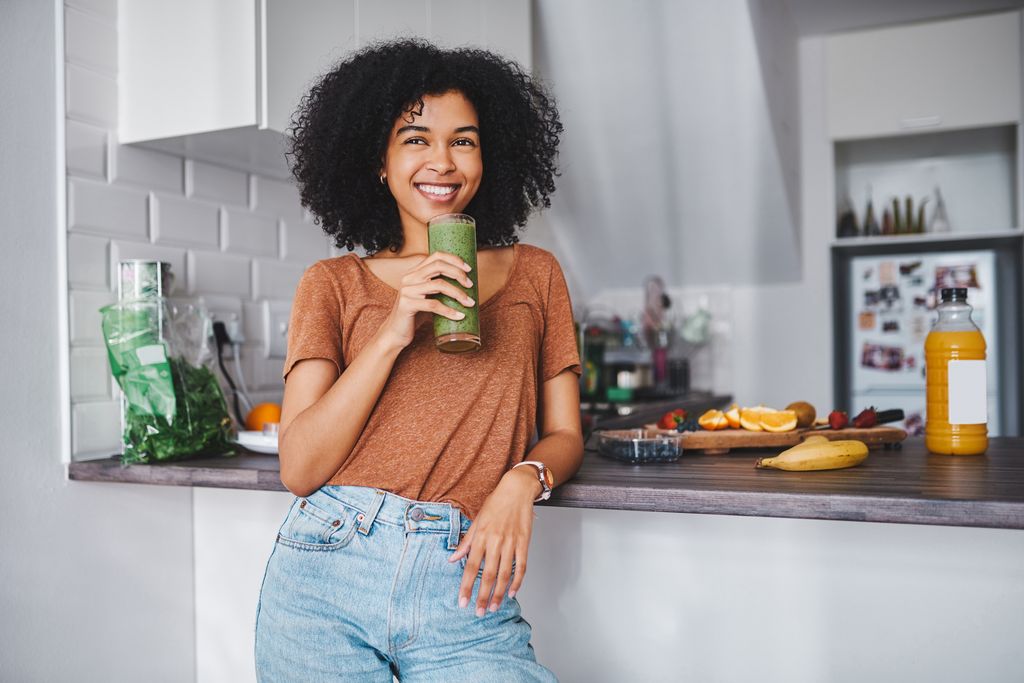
68, 437, 1024, 530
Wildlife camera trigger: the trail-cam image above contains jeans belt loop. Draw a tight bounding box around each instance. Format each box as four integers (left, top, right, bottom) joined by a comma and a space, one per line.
358, 489, 387, 536
448, 506, 461, 551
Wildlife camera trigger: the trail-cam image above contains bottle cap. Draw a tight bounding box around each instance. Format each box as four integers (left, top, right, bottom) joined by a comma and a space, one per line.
940, 287, 968, 302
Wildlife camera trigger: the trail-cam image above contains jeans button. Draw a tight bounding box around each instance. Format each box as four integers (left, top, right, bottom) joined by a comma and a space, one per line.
409, 507, 424, 521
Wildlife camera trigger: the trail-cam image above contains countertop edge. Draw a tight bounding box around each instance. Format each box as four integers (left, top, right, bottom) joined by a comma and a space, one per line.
67, 457, 1024, 530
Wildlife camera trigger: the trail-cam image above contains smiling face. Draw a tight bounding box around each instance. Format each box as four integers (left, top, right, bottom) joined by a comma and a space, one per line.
381, 91, 483, 242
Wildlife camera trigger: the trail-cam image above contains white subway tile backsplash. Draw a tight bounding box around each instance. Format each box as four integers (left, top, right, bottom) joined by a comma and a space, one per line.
189, 161, 248, 206
66, 63, 116, 127
65, 0, 116, 22
240, 345, 285, 391
65, 6, 117, 74
251, 176, 304, 222
189, 251, 251, 298
70, 288, 116, 345
66, 119, 107, 179
223, 211, 278, 257
281, 218, 332, 262
71, 399, 121, 458
70, 346, 112, 400
153, 195, 220, 248
253, 260, 304, 299
109, 240, 188, 296
68, 178, 148, 238
113, 145, 183, 193
68, 233, 109, 288
243, 302, 264, 344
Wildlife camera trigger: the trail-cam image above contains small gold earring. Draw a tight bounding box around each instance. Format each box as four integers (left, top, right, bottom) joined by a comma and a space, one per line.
379, 174, 387, 185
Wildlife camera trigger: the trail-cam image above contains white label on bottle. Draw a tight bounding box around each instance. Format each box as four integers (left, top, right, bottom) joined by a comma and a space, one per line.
135, 344, 167, 366
947, 360, 987, 424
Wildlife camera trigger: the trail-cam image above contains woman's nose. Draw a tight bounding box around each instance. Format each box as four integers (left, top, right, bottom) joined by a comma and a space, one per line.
426, 147, 455, 174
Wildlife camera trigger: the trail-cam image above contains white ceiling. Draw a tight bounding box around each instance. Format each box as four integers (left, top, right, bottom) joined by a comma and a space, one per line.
783, 0, 1024, 35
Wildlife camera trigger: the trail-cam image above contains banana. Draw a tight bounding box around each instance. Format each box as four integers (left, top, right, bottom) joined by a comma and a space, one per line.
755, 439, 868, 471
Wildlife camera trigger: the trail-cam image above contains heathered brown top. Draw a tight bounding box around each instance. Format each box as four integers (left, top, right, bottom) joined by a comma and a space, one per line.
282, 243, 582, 521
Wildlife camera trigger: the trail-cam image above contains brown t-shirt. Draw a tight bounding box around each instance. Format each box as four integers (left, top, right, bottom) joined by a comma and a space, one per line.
282, 243, 582, 521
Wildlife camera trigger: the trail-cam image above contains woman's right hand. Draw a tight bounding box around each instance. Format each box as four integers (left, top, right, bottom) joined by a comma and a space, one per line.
377, 251, 475, 350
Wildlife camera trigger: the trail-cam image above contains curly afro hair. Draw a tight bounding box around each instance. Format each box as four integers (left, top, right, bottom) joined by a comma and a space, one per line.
287, 39, 563, 255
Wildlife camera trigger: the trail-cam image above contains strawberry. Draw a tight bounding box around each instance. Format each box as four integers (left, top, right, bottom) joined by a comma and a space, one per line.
658, 408, 688, 430
828, 410, 849, 430
853, 407, 878, 428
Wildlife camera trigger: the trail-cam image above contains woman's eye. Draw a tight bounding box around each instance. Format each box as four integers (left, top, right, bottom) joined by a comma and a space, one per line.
452, 138, 477, 147
403, 137, 427, 145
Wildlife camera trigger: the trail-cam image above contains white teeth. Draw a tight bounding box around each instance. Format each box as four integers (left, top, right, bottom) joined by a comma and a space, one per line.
418, 184, 457, 196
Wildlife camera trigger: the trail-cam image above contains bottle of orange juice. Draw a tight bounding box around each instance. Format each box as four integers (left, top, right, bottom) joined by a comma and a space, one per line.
924, 287, 988, 455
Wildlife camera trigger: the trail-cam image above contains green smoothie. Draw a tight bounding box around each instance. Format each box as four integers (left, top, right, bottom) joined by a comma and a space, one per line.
428, 213, 481, 353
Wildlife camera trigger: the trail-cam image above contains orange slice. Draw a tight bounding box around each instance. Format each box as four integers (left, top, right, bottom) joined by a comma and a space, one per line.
725, 404, 741, 429
760, 409, 798, 432
739, 407, 765, 431
698, 409, 729, 431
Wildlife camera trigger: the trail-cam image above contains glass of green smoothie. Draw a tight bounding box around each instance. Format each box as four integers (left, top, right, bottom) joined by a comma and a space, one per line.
428, 213, 481, 353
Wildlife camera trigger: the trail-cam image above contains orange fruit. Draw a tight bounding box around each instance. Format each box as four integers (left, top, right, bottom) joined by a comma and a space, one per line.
739, 407, 766, 431
245, 402, 282, 431
760, 409, 798, 432
698, 409, 729, 431
725, 404, 741, 429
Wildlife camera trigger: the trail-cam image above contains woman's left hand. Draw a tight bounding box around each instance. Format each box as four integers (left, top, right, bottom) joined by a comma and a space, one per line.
448, 469, 539, 617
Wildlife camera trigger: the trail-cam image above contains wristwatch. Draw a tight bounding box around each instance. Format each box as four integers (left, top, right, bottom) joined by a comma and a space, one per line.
511, 460, 554, 502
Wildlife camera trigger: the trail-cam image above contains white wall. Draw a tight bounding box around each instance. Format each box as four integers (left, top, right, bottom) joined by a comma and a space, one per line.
0, 0, 195, 679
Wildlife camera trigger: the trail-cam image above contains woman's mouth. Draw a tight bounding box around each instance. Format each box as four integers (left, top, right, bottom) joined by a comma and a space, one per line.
415, 183, 460, 202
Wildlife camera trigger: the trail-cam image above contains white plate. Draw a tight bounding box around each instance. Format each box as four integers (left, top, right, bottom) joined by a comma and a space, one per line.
235, 430, 278, 454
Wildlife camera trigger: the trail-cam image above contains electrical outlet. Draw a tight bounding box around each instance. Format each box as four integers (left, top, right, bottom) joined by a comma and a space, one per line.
200, 295, 245, 359
264, 300, 291, 359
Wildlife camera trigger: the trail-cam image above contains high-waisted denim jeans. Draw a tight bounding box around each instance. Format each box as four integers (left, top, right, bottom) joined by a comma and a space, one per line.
254, 485, 559, 682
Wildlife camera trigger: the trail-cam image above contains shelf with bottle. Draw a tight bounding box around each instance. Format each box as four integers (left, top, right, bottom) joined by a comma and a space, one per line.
833, 124, 1019, 243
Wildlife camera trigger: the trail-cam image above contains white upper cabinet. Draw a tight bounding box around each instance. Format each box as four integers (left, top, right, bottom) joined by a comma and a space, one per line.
826, 11, 1022, 141
119, 0, 531, 177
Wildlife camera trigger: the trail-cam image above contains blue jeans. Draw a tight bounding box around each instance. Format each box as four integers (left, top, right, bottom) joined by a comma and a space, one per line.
254, 485, 559, 682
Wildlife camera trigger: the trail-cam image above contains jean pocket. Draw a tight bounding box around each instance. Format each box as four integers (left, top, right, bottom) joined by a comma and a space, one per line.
276, 495, 358, 551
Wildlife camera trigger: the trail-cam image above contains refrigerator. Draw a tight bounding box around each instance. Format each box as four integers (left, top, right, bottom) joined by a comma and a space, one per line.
832, 234, 1023, 438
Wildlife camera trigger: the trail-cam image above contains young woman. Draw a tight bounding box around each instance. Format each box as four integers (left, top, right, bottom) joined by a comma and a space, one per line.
253, 40, 583, 681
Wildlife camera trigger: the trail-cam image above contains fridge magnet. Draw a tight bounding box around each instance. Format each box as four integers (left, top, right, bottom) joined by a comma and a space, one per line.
881, 319, 900, 333
935, 264, 980, 290
879, 261, 897, 286
899, 261, 922, 276
858, 311, 876, 331
861, 342, 904, 371
878, 285, 902, 313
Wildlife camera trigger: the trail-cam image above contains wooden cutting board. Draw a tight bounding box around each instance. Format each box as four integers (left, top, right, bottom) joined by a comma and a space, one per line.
642, 424, 907, 454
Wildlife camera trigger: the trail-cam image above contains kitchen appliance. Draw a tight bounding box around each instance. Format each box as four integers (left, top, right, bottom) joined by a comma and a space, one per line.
832, 235, 1023, 437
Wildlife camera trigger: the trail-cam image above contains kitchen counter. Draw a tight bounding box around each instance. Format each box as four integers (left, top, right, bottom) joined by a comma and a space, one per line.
68, 437, 1024, 530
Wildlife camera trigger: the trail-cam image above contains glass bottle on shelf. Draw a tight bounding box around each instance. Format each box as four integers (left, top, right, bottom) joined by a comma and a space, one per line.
929, 186, 951, 233
863, 186, 880, 236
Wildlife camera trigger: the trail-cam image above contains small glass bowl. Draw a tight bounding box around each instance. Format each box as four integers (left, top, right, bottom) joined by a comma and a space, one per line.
262, 422, 280, 437
595, 429, 683, 463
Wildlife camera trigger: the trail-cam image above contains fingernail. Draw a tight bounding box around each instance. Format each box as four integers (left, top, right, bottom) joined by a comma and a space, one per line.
459, 596, 468, 608
508, 590, 516, 598
464, 298, 475, 306
489, 604, 498, 612
465, 279, 473, 287
463, 263, 472, 271
455, 312, 465, 319
476, 607, 485, 617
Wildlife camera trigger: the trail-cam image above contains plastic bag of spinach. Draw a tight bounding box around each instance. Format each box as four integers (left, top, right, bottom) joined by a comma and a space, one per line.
100, 298, 236, 464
